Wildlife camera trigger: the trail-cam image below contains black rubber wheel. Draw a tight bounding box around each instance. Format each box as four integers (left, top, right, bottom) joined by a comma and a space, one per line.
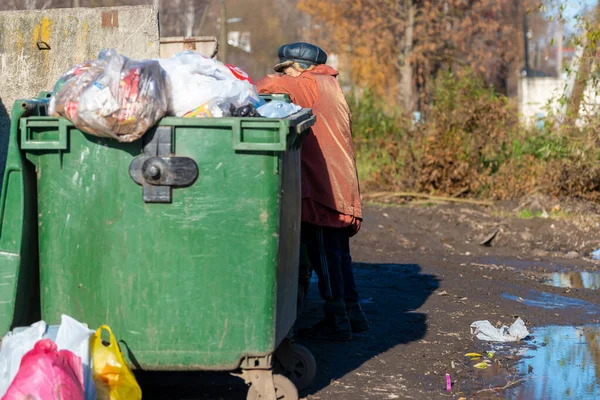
286, 344, 317, 390
246, 374, 299, 400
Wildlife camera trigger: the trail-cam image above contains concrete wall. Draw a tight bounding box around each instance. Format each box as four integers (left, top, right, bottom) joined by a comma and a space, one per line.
518, 77, 564, 125
0, 6, 160, 184
518, 77, 600, 126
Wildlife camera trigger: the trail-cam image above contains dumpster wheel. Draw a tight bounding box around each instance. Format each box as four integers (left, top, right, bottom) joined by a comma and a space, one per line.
246, 373, 298, 400
274, 343, 316, 391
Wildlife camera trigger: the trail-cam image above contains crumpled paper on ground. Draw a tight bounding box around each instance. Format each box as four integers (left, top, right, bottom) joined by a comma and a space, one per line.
470, 318, 530, 342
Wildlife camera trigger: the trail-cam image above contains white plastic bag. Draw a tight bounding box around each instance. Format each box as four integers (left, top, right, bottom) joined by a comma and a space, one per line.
55, 315, 96, 400
158, 51, 264, 117
0, 316, 96, 399
0, 321, 46, 397
257, 100, 302, 119
470, 318, 530, 342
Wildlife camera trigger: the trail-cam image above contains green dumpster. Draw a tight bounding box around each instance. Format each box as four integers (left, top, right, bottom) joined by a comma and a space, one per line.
0, 93, 316, 399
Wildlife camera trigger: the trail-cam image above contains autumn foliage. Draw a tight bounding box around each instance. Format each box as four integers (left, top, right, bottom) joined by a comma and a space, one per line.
298, 0, 523, 106
298, 0, 600, 202
351, 70, 600, 201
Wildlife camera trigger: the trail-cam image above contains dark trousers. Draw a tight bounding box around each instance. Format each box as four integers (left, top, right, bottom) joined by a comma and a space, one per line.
301, 222, 359, 303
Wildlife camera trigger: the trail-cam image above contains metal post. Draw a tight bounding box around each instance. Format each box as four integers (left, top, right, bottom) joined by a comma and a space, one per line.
522, 9, 530, 76
219, 0, 227, 63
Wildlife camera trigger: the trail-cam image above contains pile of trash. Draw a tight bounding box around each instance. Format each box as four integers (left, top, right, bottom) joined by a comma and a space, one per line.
0, 315, 141, 400
49, 50, 168, 143
49, 49, 302, 142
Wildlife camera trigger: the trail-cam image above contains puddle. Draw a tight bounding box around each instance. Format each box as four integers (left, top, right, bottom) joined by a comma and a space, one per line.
506, 325, 600, 399
532, 271, 600, 290
353, 262, 422, 276
502, 290, 600, 314
477, 257, 564, 271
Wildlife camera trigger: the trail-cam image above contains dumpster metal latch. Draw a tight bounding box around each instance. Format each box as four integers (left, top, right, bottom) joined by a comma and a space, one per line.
129, 126, 199, 203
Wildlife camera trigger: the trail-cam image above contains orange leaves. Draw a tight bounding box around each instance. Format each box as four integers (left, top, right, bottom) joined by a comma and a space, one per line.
299, 0, 520, 103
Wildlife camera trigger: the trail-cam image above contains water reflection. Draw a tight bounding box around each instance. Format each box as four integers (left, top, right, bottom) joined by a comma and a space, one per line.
507, 325, 600, 400
502, 290, 600, 314
534, 271, 600, 290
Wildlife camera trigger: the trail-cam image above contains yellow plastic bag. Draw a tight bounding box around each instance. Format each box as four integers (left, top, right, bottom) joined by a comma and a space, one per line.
183, 102, 214, 118
90, 325, 142, 400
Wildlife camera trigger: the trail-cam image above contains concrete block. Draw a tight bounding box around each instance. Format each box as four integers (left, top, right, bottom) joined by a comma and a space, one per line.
0, 6, 160, 185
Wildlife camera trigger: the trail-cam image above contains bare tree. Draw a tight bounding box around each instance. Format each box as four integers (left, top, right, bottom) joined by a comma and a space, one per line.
184, 0, 195, 37
564, 5, 600, 126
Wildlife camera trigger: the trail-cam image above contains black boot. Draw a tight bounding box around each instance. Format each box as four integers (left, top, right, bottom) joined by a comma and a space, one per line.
301, 299, 352, 341
298, 243, 312, 300
346, 302, 369, 333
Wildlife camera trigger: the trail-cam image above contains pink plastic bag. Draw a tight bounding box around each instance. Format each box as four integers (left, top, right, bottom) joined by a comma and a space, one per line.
2, 339, 85, 400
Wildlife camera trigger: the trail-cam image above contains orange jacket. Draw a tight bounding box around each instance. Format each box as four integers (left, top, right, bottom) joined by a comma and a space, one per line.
257, 65, 362, 230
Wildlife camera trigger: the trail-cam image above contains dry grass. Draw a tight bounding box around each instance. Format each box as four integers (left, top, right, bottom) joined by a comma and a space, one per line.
352, 72, 600, 202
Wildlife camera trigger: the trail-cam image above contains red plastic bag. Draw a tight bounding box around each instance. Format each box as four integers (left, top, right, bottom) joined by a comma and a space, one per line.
2, 339, 85, 400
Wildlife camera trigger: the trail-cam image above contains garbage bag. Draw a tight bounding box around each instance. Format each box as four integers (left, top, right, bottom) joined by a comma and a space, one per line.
183, 99, 262, 118
257, 100, 302, 118
2, 339, 84, 400
158, 51, 264, 117
470, 318, 530, 342
55, 315, 97, 400
49, 49, 168, 142
91, 325, 141, 400
0, 316, 96, 399
0, 321, 46, 397
228, 103, 261, 117
183, 97, 234, 118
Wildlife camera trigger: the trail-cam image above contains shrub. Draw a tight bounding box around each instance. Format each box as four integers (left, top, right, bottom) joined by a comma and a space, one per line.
350, 70, 600, 201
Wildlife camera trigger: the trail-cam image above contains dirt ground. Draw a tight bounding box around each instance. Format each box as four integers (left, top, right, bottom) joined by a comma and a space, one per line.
142, 194, 600, 399
298, 194, 600, 399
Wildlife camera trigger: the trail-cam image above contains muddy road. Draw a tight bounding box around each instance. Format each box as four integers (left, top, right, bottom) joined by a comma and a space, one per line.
301, 197, 600, 400
143, 195, 600, 399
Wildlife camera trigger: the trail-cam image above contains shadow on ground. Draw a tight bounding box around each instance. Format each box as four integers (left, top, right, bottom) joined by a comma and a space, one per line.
137, 262, 439, 399
296, 262, 440, 397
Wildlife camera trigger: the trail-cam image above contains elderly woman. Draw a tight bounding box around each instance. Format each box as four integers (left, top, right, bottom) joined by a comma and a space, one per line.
257, 43, 368, 341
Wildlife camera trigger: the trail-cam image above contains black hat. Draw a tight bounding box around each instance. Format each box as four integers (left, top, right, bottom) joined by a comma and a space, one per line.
274, 42, 328, 72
